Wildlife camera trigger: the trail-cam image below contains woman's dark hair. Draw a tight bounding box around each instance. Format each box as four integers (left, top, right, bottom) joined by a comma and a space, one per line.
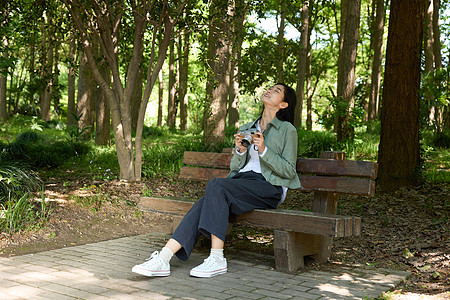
275, 83, 296, 125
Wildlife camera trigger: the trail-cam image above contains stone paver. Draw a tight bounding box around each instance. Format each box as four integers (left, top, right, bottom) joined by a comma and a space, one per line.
0, 233, 410, 299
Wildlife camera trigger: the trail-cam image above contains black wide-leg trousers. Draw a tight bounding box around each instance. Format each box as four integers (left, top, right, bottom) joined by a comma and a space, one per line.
171, 171, 282, 261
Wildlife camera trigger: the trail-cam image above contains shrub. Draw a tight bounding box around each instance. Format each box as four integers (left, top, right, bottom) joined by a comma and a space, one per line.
0, 160, 42, 205
297, 130, 339, 158
2, 131, 91, 169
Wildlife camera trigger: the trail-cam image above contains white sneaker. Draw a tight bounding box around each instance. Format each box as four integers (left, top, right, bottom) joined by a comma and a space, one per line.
190, 255, 227, 278
132, 251, 170, 277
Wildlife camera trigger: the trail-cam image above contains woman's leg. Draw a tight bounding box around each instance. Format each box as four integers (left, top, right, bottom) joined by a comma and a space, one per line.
211, 234, 224, 249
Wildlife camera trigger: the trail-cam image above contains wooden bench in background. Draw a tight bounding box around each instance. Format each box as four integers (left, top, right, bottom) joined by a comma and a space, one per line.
139, 150, 378, 273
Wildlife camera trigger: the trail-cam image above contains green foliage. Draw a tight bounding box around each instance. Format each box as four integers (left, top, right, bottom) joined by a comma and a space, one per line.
0, 192, 52, 234
432, 130, 450, 148
87, 147, 119, 181
141, 135, 204, 178
421, 67, 450, 133
297, 130, 339, 158
0, 131, 91, 169
317, 95, 367, 131
0, 160, 42, 205
66, 113, 91, 142
142, 125, 165, 138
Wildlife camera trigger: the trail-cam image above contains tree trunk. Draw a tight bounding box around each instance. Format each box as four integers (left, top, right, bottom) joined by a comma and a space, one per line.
276, 0, 286, 83
203, 0, 231, 148
367, 0, 385, 132
77, 52, 93, 139
67, 35, 77, 126
53, 37, 61, 115
294, 1, 309, 129
167, 40, 177, 129
131, 67, 143, 132
0, 38, 7, 122
40, 16, 53, 122
306, 27, 313, 131
95, 55, 111, 146
179, 28, 190, 132
432, 0, 442, 69
424, 0, 434, 73
157, 69, 163, 127
335, 0, 361, 141
377, 0, 425, 192
227, 0, 245, 129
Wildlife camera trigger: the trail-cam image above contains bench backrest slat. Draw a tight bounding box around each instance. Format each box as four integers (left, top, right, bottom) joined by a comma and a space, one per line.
183, 151, 231, 169
180, 151, 377, 196
299, 175, 375, 196
179, 166, 229, 181
296, 158, 378, 179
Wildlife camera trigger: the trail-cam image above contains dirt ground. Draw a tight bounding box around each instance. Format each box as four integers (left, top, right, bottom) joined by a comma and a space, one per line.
0, 176, 448, 299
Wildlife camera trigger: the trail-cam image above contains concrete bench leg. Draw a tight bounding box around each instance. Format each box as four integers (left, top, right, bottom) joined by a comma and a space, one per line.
273, 230, 322, 273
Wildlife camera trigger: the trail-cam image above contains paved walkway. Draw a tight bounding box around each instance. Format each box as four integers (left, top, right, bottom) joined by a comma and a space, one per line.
0, 233, 410, 300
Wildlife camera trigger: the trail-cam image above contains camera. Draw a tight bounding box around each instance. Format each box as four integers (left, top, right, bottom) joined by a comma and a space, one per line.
239, 129, 259, 147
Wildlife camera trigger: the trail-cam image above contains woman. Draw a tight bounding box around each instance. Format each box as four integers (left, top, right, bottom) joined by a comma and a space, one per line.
132, 83, 301, 278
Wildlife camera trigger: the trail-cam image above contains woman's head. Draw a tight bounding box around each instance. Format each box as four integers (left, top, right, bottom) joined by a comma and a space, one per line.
261, 83, 297, 125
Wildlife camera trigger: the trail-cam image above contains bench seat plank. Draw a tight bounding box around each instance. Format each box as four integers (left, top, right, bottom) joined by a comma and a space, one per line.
138, 196, 361, 238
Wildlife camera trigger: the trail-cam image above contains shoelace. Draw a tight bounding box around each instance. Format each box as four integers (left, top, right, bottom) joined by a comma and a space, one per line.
198, 255, 219, 269
143, 251, 162, 267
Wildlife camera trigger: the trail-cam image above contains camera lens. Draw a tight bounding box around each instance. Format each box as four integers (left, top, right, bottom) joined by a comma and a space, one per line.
241, 136, 252, 147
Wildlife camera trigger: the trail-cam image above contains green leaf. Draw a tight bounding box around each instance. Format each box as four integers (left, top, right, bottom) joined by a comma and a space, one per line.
417, 265, 432, 272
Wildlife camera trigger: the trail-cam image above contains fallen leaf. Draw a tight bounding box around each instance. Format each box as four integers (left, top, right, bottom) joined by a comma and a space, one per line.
417, 265, 432, 272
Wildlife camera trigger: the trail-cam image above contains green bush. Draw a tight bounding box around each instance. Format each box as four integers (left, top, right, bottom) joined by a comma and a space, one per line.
142, 125, 165, 138
433, 130, 450, 148
297, 130, 339, 158
141, 136, 204, 178
1, 131, 91, 169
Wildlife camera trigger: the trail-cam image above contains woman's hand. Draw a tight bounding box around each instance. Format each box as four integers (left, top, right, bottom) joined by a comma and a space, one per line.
234, 133, 248, 153
253, 132, 265, 154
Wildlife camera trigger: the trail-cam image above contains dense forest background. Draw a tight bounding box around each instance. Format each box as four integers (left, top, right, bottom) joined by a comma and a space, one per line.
0, 0, 449, 192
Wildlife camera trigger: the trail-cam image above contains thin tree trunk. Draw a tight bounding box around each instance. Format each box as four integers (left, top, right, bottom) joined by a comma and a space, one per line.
377, 0, 425, 192
40, 12, 53, 122
294, 0, 309, 129
179, 28, 190, 132
335, 0, 361, 141
29, 31, 36, 106
367, 0, 385, 132
306, 29, 312, 131
67, 35, 77, 126
167, 40, 177, 128
157, 69, 163, 127
227, 0, 245, 129
131, 67, 143, 132
77, 52, 92, 139
0, 38, 7, 122
95, 58, 111, 146
432, 0, 442, 69
53, 37, 61, 115
276, 0, 286, 82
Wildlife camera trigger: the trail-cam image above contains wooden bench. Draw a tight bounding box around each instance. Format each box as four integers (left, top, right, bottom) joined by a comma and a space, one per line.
139, 150, 378, 273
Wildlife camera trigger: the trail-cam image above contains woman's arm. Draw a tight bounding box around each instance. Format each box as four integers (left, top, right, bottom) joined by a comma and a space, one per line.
259, 125, 298, 179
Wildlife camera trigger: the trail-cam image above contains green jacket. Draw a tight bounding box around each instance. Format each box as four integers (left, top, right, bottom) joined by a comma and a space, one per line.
228, 116, 302, 189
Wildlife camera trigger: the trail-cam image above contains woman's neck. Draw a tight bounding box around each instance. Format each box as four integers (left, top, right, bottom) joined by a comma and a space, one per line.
260, 108, 277, 132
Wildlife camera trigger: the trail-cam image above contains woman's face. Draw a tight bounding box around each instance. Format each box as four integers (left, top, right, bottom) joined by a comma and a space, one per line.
261, 84, 287, 110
